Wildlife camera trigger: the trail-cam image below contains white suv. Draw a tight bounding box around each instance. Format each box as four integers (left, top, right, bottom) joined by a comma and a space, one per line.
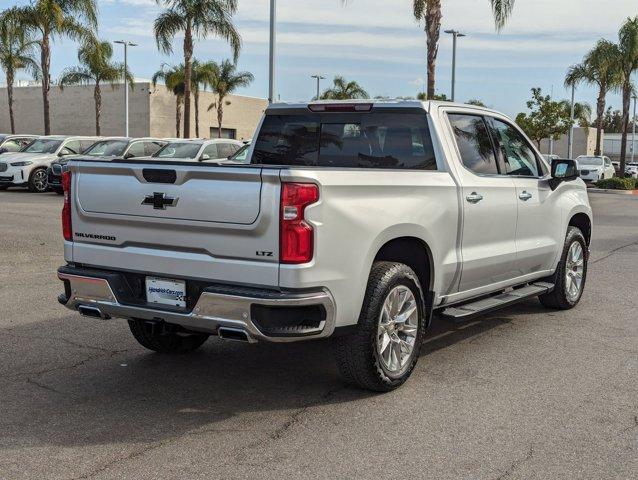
151, 139, 244, 162
576, 155, 615, 182
0, 136, 97, 192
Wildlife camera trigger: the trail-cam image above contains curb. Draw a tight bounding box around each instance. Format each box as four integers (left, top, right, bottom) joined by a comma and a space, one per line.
587, 188, 638, 196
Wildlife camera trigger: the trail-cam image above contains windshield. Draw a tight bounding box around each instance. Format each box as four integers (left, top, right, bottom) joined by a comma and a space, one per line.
578, 157, 603, 166
23, 139, 62, 154
153, 142, 202, 159
84, 140, 128, 157
228, 144, 251, 163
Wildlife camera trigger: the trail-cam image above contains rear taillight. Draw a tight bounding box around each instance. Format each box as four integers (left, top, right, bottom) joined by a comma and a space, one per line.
61, 171, 72, 241
280, 183, 319, 264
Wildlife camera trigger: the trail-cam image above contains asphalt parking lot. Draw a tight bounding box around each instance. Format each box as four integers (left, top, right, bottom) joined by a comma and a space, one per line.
1, 190, 637, 479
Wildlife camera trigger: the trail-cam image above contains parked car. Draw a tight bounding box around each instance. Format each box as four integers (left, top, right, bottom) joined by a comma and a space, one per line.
576, 155, 615, 183
219, 141, 252, 164
0, 136, 97, 192
151, 139, 244, 162
0, 134, 37, 154
47, 138, 166, 193
57, 100, 592, 392
625, 163, 638, 178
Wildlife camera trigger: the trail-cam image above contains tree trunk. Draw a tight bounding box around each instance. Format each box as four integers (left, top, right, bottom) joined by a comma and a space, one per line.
182, 21, 193, 138
619, 83, 631, 174
217, 95, 224, 139
594, 88, 606, 157
41, 33, 52, 135
7, 70, 15, 134
425, 1, 442, 100
194, 88, 200, 138
176, 95, 182, 138
94, 82, 102, 136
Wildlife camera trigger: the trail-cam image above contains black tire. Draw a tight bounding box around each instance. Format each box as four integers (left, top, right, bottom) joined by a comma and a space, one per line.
0, 185, 8, 191
539, 226, 588, 310
28, 167, 48, 193
334, 261, 426, 392
128, 319, 209, 353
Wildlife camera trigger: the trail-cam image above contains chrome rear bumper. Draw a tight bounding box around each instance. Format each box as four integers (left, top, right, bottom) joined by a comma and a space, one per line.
58, 268, 335, 343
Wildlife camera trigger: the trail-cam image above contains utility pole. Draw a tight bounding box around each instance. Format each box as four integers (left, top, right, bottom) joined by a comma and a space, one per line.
268, 0, 276, 104
311, 74, 325, 100
444, 30, 466, 102
632, 94, 637, 164
114, 40, 137, 137
568, 84, 575, 159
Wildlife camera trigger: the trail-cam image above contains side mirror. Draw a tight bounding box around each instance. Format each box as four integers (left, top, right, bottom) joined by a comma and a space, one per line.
201, 154, 211, 161
549, 159, 579, 190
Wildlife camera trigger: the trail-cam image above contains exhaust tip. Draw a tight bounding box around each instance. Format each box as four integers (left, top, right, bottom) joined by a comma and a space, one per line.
78, 305, 109, 320
218, 327, 251, 342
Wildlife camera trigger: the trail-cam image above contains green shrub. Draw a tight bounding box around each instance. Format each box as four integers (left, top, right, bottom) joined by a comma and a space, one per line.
594, 177, 636, 190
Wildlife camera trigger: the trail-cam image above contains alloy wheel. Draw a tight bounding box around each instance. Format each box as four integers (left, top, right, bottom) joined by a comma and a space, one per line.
565, 241, 585, 301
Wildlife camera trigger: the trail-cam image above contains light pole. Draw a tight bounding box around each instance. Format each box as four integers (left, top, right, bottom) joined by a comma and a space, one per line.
268, 0, 276, 104
114, 40, 137, 137
632, 94, 637, 163
568, 84, 576, 159
311, 74, 325, 100
444, 29, 466, 102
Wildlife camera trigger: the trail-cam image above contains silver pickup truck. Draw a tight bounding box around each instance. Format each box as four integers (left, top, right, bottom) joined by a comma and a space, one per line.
57, 100, 592, 391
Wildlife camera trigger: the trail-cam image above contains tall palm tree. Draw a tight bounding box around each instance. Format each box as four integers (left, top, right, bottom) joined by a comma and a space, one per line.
319, 76, 369, 100
58, 40, 133, 135
414, 0, 514, 99
0, 8, 40, 134
565, 39, 620, 156
154, 0, 241, 139
612, 17, 638, 173
12, 0, 98, 135
206, 59, 253, 138
152, 64, 185, 138
191, 60, 218, 138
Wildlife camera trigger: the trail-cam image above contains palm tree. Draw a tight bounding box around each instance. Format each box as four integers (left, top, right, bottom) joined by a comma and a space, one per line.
191, 60, 218, 138
612, 17, 638, 173
152, 64, 185, 138
154, 0, 241, 139
0, 8, 39, 134
565, 39, 620, 156
206, 59, 253, 138
58, 40, 133, 135
414, 1, 514, 99
319, 76, 369, 100
12, 0, 98, 135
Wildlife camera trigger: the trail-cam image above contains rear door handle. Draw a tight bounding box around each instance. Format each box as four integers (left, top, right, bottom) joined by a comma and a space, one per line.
519, 191, 533, 201
466, 192, 484, 204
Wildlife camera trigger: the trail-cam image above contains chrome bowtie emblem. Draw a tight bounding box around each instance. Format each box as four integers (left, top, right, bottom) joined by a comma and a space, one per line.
142, 192, 179, 210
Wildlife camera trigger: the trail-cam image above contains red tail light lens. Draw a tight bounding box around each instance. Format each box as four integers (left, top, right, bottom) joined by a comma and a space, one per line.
280, 183, 319, 264
61, 171, 72, 241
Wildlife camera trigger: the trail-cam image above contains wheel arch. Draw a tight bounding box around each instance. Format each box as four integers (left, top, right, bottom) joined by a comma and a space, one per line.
568, 212, 592, 245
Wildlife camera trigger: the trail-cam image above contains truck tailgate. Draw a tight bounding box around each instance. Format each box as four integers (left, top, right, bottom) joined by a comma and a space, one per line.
67, 161, 281, 286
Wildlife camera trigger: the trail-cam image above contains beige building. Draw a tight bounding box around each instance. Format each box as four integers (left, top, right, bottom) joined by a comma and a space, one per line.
0, 81, 267, 141
538, 127, 598, 158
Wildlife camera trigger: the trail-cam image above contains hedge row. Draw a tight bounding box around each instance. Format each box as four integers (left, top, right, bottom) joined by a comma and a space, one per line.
594, 177, 638, 190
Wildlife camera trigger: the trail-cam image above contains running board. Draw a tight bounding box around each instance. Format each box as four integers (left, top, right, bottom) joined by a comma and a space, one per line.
440, 282, 554, 321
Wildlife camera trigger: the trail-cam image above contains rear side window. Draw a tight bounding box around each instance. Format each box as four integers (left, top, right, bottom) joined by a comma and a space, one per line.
217, 142, 239, 158
448, 114, 498, 175
252, 113, 437, 170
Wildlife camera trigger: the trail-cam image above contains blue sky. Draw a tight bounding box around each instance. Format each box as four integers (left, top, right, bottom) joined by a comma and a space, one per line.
4, 0, 637, 117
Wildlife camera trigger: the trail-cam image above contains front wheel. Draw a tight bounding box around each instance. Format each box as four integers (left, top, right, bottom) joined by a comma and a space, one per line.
539, 226, 588, 310
28, 168, 48, 193
334, 261, 426, 392
128, 319, 209, 353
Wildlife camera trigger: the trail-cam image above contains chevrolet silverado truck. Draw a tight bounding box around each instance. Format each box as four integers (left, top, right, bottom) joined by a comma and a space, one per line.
57, 100, 592, 391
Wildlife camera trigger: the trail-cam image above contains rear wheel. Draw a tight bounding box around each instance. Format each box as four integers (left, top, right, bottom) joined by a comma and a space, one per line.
28, 168, 48, 193
334, 261, 426, 392
539, 226, 588, 310
128, 319, 209, 353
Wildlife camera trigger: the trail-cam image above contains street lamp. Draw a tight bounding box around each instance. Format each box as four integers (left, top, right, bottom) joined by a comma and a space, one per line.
114, 40, 137, 137
268, 0, 276, 104
311, 74, 325, 100
567, 84, 576, 159
444, 29, 466, 102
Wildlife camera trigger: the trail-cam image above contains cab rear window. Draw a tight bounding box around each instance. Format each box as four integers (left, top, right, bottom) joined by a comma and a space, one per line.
252, 113, 437, 170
